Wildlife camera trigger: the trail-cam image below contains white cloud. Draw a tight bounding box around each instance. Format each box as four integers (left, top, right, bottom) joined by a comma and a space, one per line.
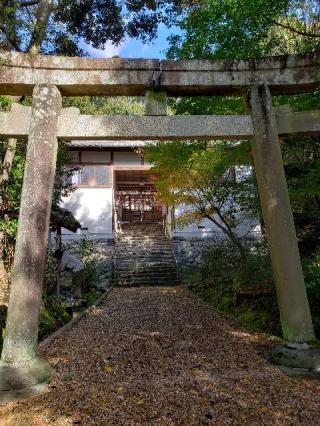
86, 40, 123, 58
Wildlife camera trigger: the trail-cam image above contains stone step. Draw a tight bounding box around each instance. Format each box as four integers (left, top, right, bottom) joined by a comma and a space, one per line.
116, 263, 176, 269
118, 243, 171, 246
116, 254, 173, 258
118, 235, 168, 238
117, 243, 171, 246
117, 272, 177, 278
117, 268, 175, 273
117, 253, 172, 262
117, 249, 173, 253
115, 222, 177, 288
116, 246, 173, 251
115, 280, 180, 287
119, 240, 169, 244
116, 243, 172, 246
118, 231, 167, 235
116, 270, 177, 275
116, 261, 176, 266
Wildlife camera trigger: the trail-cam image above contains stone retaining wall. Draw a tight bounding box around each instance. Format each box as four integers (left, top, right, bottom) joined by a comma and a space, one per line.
64, 238, 115, 291
172, 237, 216, 279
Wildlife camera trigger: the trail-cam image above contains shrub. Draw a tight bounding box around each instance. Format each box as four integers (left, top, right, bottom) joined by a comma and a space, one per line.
303, 249, 320, 336
190, 241, 273, 304
189, 241, 280, 335
44, 250, 59, 293
39, 297, 71, 339
63, 237, 100, 291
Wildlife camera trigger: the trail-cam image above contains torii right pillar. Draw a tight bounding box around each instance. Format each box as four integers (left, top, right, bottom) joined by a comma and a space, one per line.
247, 85, 315, 341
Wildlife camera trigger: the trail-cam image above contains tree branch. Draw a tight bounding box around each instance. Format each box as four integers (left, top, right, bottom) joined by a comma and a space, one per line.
27, 0, 53, 54
273, 20, 320, 38
0, 25, 21, 51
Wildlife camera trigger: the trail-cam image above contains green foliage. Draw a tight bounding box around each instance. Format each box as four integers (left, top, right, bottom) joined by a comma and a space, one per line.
0, 96, 11, 112
145, 140, 259, 257
167, 1, 320, 117
191, 242, 273, 296
63, 238, 100, 290
63, 96, 145, 116
77, 239, 100, 290
237, 310, 274, 332
0, 140, 78, 269
168, 0, 320, 61
0, 140, 26, 266
39, 298, 71, 340
83, 290, 100, 306
190, 242, 280, 335
162, 0, 320, 340
168, 95, 245, 117
0, 0, 182, 55
44, 250, 58, 293
303, 249, 320, 334
281, 135, 320, 252
190, 242, 320, 337
0, 298, 72, 351
274, 87, 320, 113
40, 237, 103, 341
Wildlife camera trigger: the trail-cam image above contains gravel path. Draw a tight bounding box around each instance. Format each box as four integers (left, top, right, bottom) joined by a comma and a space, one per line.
1, 286, 320, 425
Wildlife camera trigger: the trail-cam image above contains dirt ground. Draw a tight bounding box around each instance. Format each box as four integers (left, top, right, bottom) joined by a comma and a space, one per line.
1, 286, 320, 425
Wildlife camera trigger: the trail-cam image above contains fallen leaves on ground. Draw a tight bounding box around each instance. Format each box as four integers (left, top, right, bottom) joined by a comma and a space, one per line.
1, 286, 320, 425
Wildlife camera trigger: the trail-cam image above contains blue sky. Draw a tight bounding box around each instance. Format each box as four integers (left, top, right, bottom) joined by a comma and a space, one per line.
86, 24, 177, 59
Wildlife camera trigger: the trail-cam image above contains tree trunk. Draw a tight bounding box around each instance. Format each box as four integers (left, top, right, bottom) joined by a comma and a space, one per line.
27, 0, 54, 55
204, 211, 247, 262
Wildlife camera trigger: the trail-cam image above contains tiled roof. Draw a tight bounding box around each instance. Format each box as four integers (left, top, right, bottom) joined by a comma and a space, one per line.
69, 140, 153, 148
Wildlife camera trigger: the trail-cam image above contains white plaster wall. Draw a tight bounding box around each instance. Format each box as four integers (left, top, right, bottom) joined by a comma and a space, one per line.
61, 188, 113, 240
173, 205, 261, 240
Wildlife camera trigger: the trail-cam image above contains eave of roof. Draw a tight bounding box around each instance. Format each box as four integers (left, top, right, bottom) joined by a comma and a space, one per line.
69, 140, 153, 148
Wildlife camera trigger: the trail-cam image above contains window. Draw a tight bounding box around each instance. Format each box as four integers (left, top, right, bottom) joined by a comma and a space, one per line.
71, 165, 111, 187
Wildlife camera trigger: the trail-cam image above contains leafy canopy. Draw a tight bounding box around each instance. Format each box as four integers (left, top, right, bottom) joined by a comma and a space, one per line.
0, 0, 185, 55
168, 0, 320, 60
145, 140, 258, 257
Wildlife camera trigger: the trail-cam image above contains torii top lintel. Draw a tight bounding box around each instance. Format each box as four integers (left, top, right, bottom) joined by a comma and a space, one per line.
0, 50, 319, 97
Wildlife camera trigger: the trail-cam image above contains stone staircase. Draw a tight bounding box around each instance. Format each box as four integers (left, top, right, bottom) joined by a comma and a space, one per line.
115, 223, 179, 287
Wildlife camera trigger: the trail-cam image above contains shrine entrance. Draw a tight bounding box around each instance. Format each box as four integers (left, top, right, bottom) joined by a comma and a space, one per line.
114, 170, 164, 224
0, 50, 320, 392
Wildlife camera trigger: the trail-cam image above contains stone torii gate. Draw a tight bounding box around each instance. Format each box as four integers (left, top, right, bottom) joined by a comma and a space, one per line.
0, 51, 320, 392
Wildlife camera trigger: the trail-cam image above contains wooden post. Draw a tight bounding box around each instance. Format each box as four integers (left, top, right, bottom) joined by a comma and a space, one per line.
247, 85, 314, 342
0, 84, 62, 391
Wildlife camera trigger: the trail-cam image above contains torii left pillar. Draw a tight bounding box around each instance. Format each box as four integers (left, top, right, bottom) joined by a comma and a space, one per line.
0, 84, 61, 392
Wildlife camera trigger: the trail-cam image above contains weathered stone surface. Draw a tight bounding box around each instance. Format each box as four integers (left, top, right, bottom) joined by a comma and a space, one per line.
248, 84, 315, 343
0, 109, 319, 140
60, 107, 80, 116
277, 109, 320, 135
64, 238, 115, 291
0, 84, 61, 388
59, 114, 254, 140
271, 344, 320, 371
145, 89, 167, 116
0, 51, 319, 96
172, 237, 217, 276
0, 357, 51, 392
115, 224, 178, 287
